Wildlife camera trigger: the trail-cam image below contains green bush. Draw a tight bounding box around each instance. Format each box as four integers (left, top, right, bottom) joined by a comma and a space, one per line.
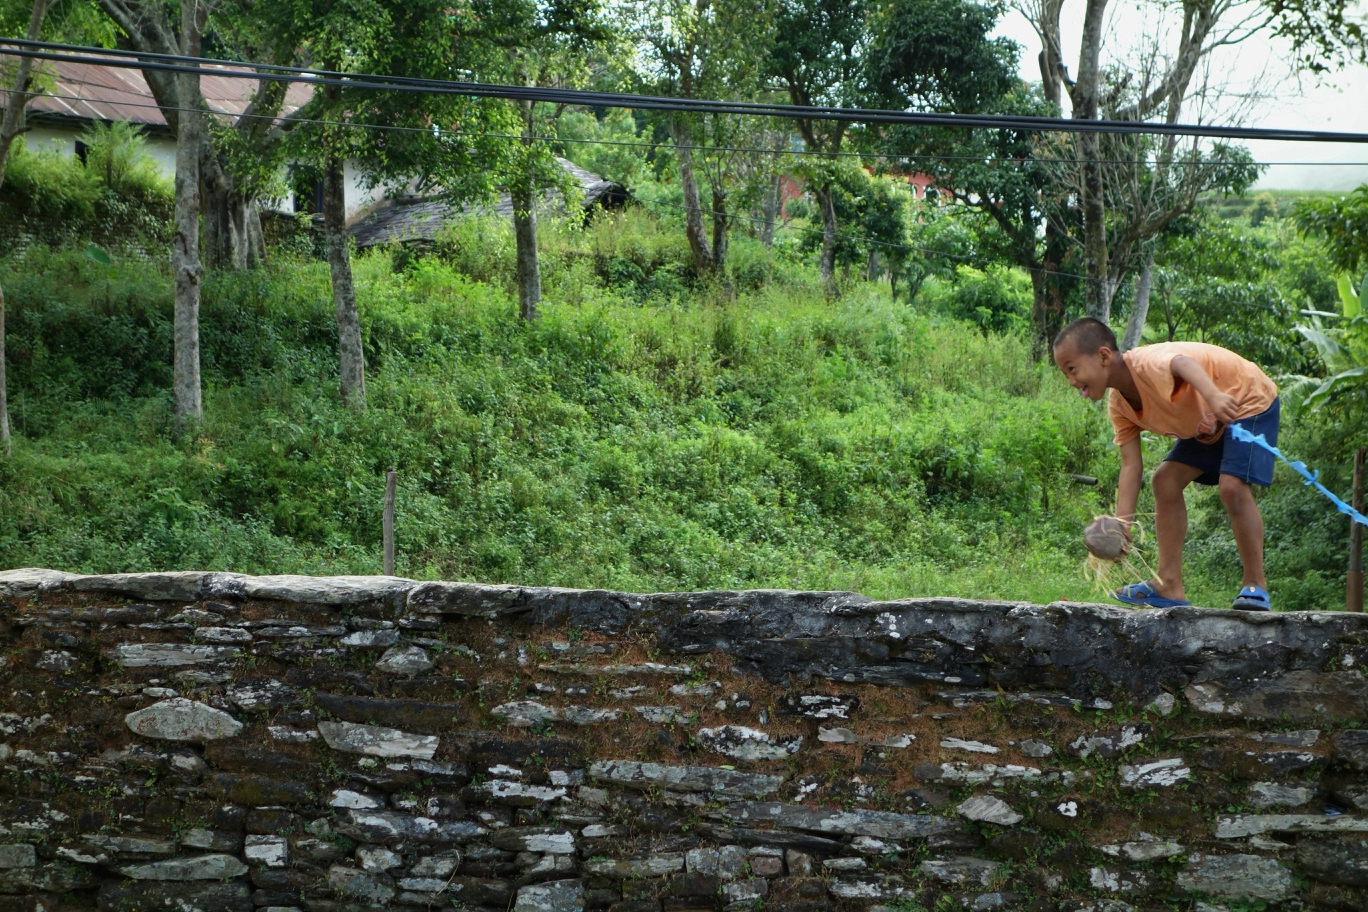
79, 120, 172, 200
929, 265, 1032, 336
0, 235, 1129, 603
4, 201, 1346, 610
0, 127, 172, 251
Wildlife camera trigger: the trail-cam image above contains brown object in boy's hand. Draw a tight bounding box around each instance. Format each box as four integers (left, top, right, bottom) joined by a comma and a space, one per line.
1084, 515, 1130, 561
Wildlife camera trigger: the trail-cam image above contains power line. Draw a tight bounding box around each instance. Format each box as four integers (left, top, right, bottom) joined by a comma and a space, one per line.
6, 38, 1368, 144
11, 89, 1341, 280
25, 89, 1368, 169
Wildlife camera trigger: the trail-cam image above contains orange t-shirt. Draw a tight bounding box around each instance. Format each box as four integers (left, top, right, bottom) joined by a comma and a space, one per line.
1108, 341, 1277, 445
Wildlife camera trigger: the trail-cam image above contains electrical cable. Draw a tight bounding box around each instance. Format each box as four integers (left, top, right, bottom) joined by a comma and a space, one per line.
10, 98, 1311, 285
25, 89, 1368, 169
5, 38, 1368, 144
4, 45, 1338, 287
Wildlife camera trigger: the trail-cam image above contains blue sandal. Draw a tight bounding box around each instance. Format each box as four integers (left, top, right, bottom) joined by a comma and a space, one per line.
1114, 580, 1191, 608
1232, 585, 1271, 611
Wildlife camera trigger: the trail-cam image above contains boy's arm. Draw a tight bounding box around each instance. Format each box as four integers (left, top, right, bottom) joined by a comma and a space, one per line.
1116, 436, 1142, 525
1171, 354, 1238, 423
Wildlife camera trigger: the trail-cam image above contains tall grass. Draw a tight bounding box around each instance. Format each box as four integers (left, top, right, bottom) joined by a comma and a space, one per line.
1, 212, 1333, 608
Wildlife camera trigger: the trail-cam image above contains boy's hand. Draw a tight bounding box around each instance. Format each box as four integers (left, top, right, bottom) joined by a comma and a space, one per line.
1205, 390, 1240, 424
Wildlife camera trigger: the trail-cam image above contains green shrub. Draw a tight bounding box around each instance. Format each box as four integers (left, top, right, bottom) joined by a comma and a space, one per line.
0, 127, 172, 251
79, 120, 172, 200
934, 265, 1032, 336
0, 241, 1128, 603
12, 201, 1337, 610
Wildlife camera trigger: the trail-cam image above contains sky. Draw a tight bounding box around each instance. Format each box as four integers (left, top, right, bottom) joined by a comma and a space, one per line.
991, 1, 1368, 191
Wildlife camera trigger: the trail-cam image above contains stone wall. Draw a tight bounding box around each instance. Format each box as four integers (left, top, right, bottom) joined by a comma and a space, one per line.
1, 567, 1366, 912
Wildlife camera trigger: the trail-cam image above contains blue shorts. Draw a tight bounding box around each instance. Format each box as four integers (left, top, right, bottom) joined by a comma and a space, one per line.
1163, 397, 1280, 487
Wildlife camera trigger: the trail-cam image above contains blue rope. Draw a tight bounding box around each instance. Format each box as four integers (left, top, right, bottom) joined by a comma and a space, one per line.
1229, 422, 1368, 527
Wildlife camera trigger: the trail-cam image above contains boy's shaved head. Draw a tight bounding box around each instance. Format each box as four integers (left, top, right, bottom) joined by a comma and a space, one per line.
1053, 317, 1118, 355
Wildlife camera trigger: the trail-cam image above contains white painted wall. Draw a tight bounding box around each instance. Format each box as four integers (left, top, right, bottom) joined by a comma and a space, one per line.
22, 125, 77, 157
20, 120, 385, 222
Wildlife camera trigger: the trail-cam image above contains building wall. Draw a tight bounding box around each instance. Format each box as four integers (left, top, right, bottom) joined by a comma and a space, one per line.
21, 121, 382, 223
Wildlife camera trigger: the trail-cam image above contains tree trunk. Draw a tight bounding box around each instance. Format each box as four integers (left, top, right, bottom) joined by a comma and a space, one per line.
1029, 220, 1069, 360
710, 184, 728, 271
201, 159, 262, 270
323, 155, 365, 407
0, 281, 8, 452
1072, 0, 1112, 321
0, 2, 50, 176
671, 117, 714, 273
0, 0, 55, 451
1034, 0, 1068, 110
1120, 253, 1153, 351
171, 1, 205, 425
814, 183, 838, 294
512, 101, 541, 321
866, 250, 878, 282
760, 173, 780, 247
512, 172, 541, 321
1029, 265, 1066, 361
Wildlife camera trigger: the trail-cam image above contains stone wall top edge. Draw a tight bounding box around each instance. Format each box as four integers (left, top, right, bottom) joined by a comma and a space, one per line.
2, 568, 1366, 628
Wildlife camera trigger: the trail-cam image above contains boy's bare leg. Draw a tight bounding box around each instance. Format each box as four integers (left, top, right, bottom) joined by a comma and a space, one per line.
1218, 474, 1267, 589
1151, 460, 1204, 599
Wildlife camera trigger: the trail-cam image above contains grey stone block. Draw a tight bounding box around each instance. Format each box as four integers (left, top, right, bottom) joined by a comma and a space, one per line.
1177, 853, 1293, 901
125, 699, 243, 742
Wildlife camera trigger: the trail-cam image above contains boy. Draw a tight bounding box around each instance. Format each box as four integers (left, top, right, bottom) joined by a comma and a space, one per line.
1052, 318, 1280, 610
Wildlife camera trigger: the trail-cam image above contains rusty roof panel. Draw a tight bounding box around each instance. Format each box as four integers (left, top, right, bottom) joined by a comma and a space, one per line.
9, 56, 311, 130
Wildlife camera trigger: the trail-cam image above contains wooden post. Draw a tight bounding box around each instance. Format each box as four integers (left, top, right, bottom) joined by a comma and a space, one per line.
382, 467, 396, 577
1349, 447, 1365, 613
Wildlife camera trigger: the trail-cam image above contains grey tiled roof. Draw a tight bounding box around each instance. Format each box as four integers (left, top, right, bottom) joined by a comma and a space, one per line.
349, 158, 627, 248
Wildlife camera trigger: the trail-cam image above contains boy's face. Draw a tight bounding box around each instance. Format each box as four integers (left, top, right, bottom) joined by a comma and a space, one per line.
1053, 341, 1112, 401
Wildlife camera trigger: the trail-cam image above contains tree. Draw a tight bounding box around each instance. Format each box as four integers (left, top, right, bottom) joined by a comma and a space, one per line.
97, 0, 290, 271
92, 0, 216, 422
276, 0, 520, 401
794, 163, 911, 285
627, 0, 773, 274
1143, 211, 1307, 370
1262, 0, 1366, 72
197, 6, 298, 269
1016, 0, 1275, 322
765, 0, 868, 291
473, 0, 613, 320
0, 0, 54, 452
1293, 185, 1368, 275
867, 0, 1072, 355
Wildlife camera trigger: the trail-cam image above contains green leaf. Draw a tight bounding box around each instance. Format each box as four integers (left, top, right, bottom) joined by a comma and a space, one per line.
1339, 273, 1362, 318
1306, 366, 1368, 409
1360, 273, 1368, 308
1295, 324, 1346, 366
83, 243, 112, 267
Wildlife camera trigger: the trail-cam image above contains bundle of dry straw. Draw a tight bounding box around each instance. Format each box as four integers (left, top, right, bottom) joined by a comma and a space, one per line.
1083, 515, 1156, 595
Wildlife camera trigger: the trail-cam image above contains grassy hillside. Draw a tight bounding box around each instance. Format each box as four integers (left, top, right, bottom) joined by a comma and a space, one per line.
0, 212, 1351, 609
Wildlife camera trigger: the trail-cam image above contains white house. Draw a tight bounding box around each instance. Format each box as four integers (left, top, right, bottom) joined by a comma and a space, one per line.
17, 57, 383, 221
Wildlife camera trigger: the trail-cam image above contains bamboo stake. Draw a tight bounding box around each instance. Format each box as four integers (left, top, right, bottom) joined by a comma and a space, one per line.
383, 467, 396, 577
1349, 446, 1364, 613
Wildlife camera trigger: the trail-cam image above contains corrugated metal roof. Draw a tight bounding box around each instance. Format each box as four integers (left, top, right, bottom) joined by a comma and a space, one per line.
15, 57, 312, 131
